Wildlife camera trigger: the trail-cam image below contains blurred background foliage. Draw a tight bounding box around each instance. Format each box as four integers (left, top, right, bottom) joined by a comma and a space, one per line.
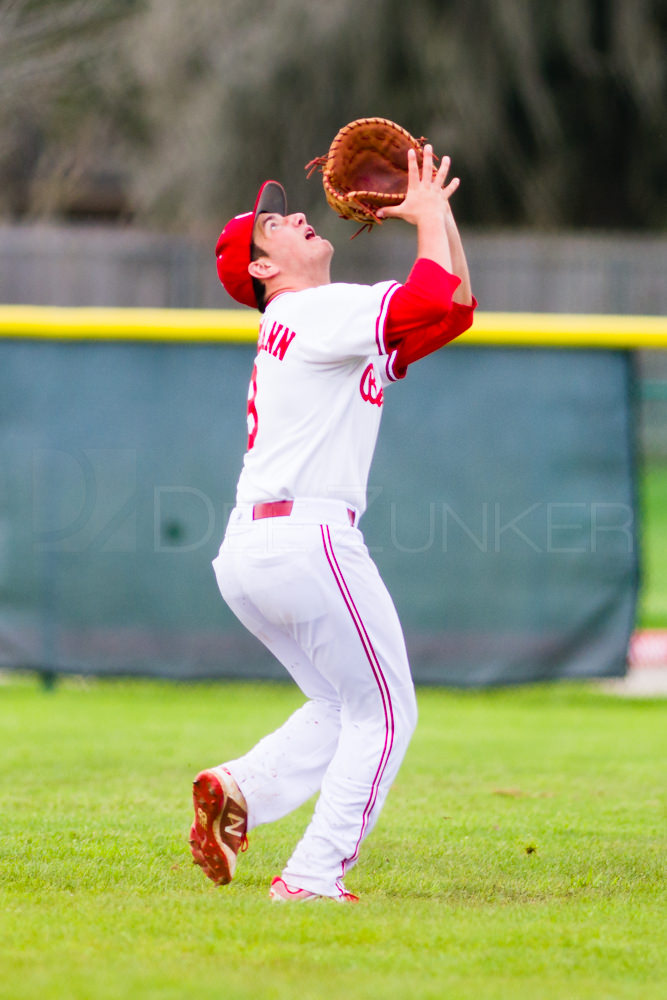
0, 0, 665, 237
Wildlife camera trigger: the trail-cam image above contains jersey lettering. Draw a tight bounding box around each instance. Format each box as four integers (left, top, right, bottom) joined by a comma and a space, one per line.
247, 324, 297, 451
247, 363, 259, 449
360, 363, 384, 407
258, 319, 296, 361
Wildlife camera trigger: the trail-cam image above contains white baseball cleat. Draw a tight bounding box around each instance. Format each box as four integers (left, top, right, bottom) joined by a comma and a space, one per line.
269, 875, 359, 903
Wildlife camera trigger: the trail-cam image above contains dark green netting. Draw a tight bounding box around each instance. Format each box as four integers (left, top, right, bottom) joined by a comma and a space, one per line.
0, 339, 638, 685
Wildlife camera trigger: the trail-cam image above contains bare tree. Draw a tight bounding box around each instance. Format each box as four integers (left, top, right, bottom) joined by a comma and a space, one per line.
0, 0, 135, 217
0, 0, 665, 230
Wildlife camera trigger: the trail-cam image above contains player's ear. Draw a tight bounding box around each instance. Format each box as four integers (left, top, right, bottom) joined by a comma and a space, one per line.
248, 258, 279, 280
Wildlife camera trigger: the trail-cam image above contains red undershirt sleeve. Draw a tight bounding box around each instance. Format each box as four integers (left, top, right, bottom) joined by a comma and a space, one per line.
384, 258, 477, 380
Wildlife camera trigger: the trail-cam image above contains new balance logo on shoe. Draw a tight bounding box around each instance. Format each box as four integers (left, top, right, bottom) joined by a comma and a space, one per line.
190, 767, 249, 886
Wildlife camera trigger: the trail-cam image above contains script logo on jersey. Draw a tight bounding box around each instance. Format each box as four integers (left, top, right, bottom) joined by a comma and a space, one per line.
360, 363, 383, 407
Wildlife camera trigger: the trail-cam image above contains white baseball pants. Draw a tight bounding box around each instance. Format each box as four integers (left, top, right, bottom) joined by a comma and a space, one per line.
212, 499, 417, 897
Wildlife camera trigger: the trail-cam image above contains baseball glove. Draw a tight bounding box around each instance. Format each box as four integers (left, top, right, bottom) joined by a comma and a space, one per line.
305, 117, 435, 235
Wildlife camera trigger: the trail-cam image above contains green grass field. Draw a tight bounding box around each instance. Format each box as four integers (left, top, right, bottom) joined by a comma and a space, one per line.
1, 462, 665, 1000
0, 676, 664, 1000
638, 461, 667, 626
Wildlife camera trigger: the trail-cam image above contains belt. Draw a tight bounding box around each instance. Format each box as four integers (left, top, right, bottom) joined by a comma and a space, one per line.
252, 500, 356, 526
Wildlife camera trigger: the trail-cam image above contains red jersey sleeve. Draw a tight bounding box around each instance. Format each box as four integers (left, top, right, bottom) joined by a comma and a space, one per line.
384, 258, 477, 380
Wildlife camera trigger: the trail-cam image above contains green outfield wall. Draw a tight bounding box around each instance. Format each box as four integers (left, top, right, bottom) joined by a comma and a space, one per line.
0, 307, 650, 685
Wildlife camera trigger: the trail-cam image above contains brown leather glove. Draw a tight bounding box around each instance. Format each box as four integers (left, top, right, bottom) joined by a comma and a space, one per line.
306, 117, 436, 235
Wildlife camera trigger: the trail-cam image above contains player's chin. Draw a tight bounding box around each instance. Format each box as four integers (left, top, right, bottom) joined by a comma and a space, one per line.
308, 236, 334, 259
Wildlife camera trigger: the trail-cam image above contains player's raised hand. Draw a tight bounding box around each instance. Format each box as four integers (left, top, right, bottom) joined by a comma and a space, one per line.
377, 145, 460, 226
378, 144, 457, 272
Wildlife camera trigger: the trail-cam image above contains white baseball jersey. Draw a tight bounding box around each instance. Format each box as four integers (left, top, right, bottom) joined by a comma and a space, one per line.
235, 280, 401, 515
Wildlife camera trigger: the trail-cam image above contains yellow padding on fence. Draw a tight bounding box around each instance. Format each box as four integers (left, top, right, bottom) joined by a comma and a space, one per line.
1, 303, 666, 348
0, 305, 258, 342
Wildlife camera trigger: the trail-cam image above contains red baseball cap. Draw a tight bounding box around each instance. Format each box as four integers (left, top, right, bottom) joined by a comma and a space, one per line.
215, 180, 287, 309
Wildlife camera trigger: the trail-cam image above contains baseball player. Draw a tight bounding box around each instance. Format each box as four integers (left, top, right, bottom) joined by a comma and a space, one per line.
190, 146, 475, 902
